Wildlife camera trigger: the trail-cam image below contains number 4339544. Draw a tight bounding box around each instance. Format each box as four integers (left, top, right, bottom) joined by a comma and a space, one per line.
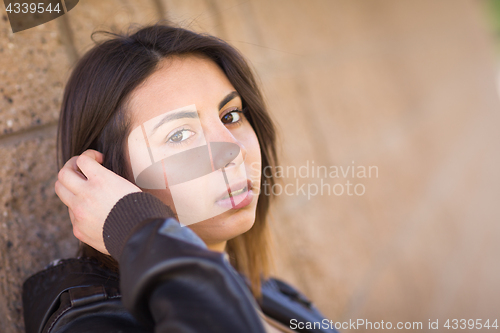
6, 2, 61, 14
444, 319, 498, 330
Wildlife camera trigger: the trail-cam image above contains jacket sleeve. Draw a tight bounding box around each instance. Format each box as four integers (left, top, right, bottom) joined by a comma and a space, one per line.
101, 192, 268, 333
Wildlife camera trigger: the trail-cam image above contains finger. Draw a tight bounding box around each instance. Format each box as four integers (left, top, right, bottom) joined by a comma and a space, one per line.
55, 180, 76, 208
63, 156, 81, 172
81, 149, 104, 164
58, 162, 87, 194
68, 207, 75, 224
68, 208, 86, 243
76, 153, 106, 180
62, 156, 87, 179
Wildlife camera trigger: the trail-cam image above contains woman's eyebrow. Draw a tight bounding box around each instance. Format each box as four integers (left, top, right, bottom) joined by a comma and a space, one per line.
150, 110, 198, 136
149, 91, 239, 136
218, 91, 240, 110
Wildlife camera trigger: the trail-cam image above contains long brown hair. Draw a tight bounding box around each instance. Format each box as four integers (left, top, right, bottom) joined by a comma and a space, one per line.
57, 23, 278, 298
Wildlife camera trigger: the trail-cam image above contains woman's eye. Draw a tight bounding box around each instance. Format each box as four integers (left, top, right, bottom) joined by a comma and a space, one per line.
221, 110, 242, 124
167, 129, 194, 144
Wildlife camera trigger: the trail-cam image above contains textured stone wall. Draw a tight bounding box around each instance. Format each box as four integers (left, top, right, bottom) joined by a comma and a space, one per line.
1, 1, 500, 332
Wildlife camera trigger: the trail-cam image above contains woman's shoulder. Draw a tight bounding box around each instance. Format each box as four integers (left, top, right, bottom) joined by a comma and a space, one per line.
23, 257, 120, 303
22, 257, 147, 333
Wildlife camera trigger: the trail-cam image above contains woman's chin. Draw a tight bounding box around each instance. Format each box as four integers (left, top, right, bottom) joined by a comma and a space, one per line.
187, 206, 256, 246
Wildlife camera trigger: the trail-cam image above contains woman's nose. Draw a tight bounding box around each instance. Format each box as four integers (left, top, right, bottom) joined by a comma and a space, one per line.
205, 125, 246, 170
210, 142, 240, 170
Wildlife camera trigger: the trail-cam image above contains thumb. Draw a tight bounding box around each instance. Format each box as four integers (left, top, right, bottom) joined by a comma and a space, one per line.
81, 149, 104, 164
76, 152, 105, 180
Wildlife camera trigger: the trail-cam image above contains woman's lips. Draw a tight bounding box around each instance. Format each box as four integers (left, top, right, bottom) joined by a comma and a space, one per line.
215, 179, 253, 209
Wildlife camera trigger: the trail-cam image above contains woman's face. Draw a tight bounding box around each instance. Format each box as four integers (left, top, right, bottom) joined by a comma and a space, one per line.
124, 54, 262, 251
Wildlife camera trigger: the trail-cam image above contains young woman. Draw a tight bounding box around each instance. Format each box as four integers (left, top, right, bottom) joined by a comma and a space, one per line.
22, 24, 338, 333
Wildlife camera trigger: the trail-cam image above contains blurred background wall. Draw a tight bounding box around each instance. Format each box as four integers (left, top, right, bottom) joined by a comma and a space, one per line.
1, 0, 500, 332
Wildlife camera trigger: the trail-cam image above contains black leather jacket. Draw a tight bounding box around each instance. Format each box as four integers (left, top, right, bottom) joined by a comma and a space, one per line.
22, 194, 338, 333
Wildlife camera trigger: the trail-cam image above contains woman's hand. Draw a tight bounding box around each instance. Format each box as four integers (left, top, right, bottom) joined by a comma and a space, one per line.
55, 149, 141, 255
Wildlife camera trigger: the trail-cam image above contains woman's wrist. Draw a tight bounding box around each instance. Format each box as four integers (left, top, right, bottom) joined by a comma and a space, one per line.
103, 192, 176, 259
